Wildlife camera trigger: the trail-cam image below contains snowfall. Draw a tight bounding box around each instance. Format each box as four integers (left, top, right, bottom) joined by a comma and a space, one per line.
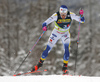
0, 75, 100, 82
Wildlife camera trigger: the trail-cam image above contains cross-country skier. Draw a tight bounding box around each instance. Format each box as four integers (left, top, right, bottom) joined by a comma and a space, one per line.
31, 5, 85, 74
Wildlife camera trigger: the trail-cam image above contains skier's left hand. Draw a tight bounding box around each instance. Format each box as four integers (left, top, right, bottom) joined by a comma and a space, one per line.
79, 9, 84, 16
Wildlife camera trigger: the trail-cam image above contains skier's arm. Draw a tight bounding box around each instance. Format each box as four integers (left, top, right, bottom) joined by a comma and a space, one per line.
42, 13, 57, 28
70, 12, 85, 23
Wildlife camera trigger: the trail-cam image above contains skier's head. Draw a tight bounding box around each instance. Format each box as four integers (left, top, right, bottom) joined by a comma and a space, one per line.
59, 5, 68, 19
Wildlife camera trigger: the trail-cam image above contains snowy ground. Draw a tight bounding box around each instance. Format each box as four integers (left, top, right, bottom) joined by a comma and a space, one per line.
0, 75, 100, 82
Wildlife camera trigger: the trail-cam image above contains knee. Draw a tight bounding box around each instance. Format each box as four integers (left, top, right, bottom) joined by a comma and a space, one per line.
64, 44, 69, 50
64, 44, 70, 53
44, 45, 51, 52
42, 45, 51, 58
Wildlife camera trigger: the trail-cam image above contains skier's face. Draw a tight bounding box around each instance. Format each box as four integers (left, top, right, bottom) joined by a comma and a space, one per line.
60, 13, 67, 19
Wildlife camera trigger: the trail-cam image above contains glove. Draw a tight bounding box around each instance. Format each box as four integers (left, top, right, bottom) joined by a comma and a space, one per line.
43, 26, 47, 31
79, 9, 84, 16
79, 9, 85, 22
42, 22, 47, 31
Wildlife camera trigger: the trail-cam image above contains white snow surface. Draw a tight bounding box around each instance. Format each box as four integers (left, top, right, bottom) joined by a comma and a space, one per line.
0, 75, 100, 82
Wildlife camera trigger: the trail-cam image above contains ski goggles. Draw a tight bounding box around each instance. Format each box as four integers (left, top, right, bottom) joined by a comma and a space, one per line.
60, 13, 67, 16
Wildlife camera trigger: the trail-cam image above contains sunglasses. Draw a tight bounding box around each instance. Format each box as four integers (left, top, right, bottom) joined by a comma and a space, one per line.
60, 13, 67, 16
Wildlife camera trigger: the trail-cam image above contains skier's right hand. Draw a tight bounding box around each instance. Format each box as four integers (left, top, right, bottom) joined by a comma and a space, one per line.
42, 22, 47, 31
43, 26, 47, 31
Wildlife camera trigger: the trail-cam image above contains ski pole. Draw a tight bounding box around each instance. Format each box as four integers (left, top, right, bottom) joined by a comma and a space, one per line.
74, 15, 81, 75
14, 31, 45, 74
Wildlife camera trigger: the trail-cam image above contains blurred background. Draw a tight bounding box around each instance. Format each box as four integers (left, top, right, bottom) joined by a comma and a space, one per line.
0, 0, 100, 76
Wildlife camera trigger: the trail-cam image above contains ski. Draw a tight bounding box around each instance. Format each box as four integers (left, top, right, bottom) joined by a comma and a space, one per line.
13, 69, 47, 76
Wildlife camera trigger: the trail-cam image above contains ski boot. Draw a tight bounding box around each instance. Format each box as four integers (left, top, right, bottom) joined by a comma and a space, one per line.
62, 63, 69, 75
31, 59, 44, 72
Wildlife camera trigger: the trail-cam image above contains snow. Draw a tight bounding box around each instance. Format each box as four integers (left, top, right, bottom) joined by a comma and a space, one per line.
0, 75, 100, 82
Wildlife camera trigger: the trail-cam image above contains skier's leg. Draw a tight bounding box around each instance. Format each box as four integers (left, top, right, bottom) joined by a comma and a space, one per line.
62, 43, 70, 74
61, 31, 70, 74
32, 29, 61, 71
31, 45, 51, 72
41, 29, 61, 60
